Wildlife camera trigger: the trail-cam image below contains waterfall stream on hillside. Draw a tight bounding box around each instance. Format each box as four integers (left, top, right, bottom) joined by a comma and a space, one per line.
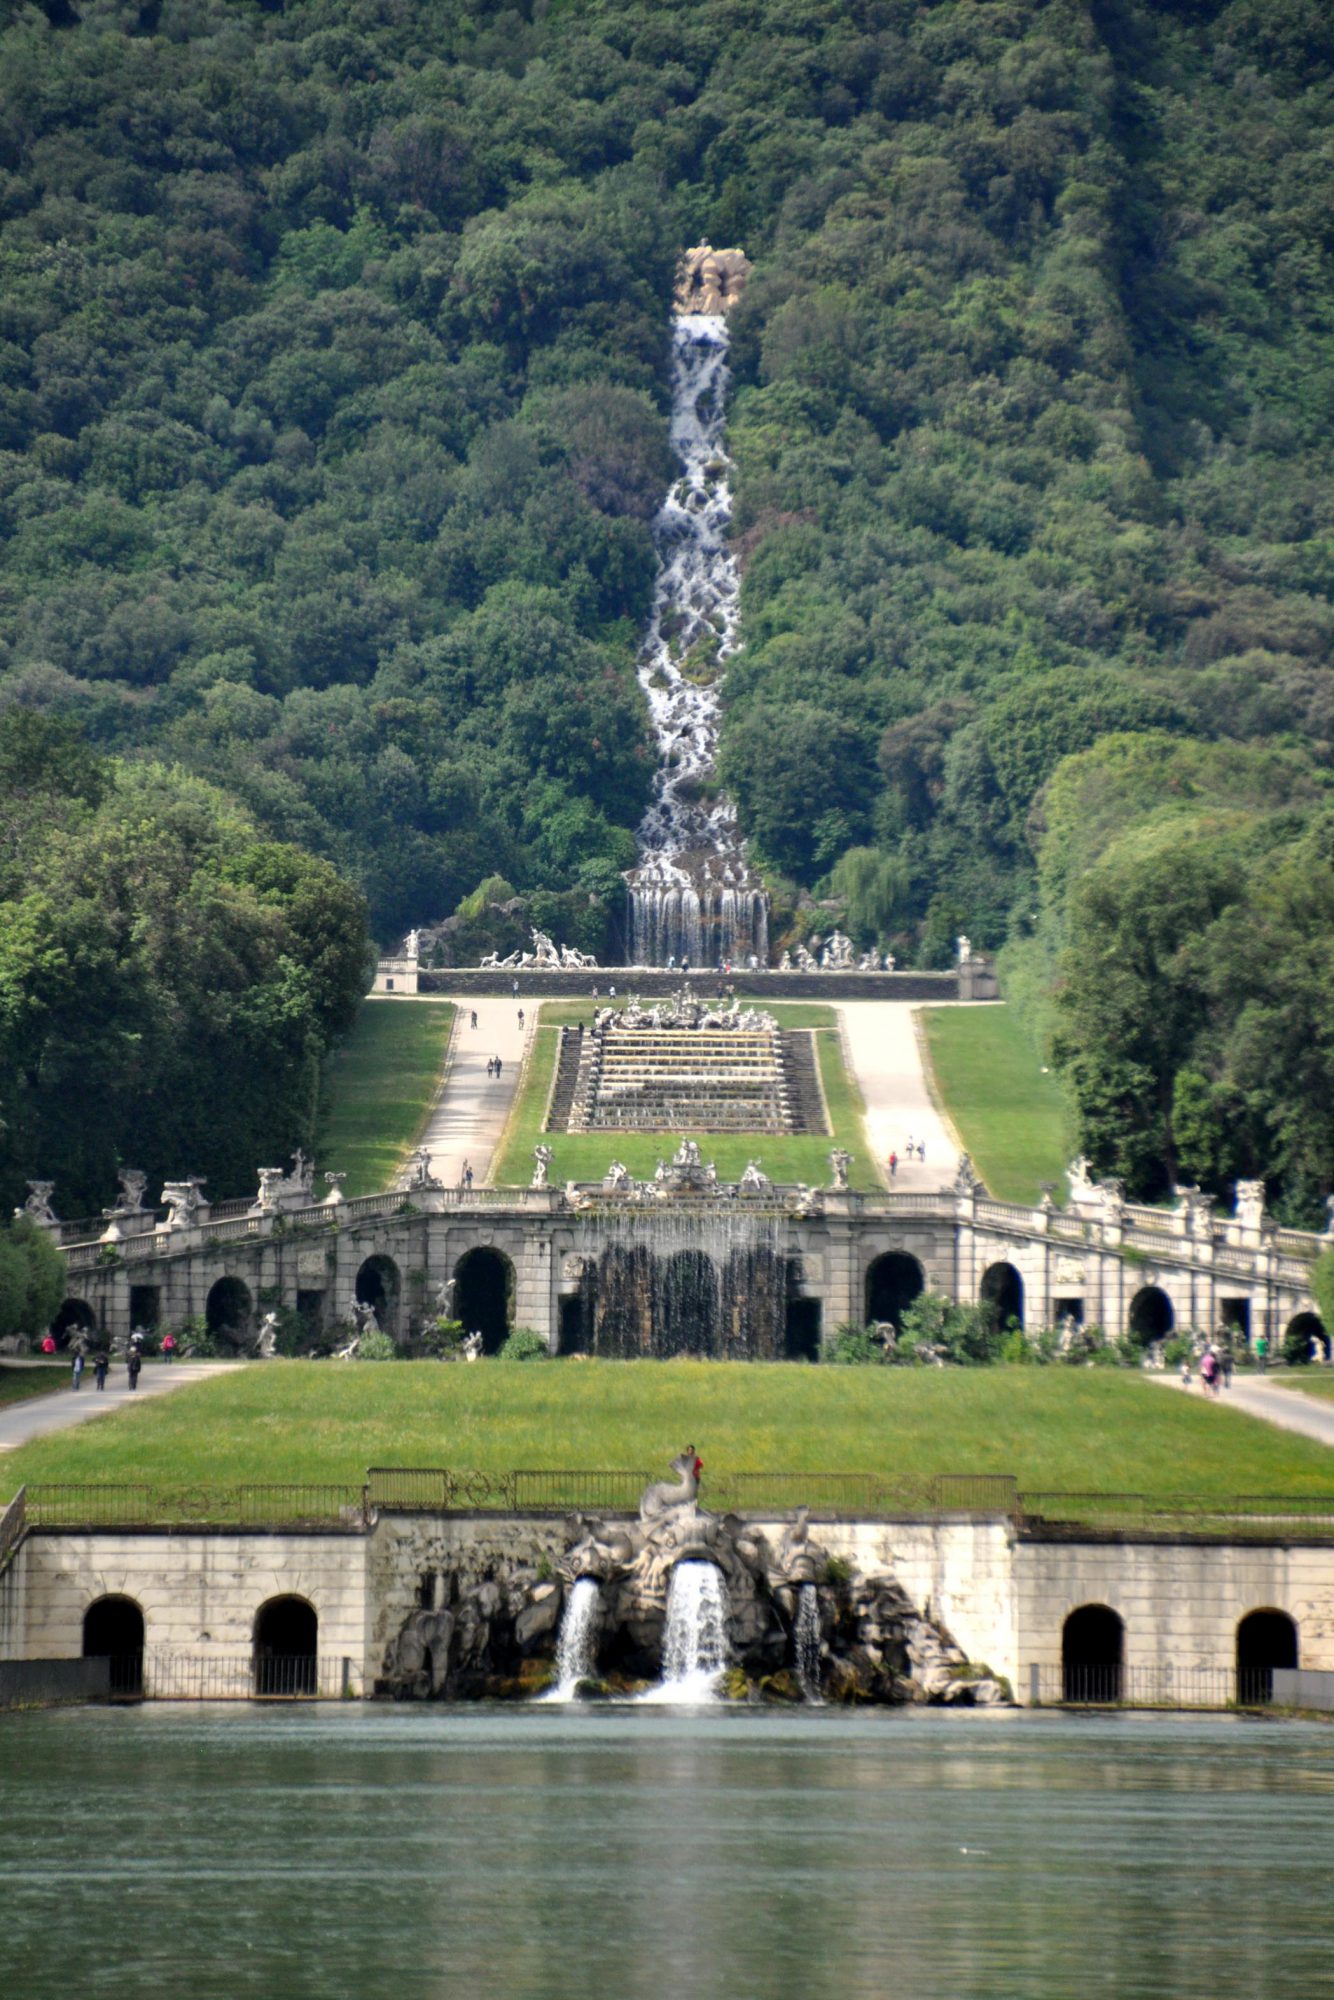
627, 316, 768, 967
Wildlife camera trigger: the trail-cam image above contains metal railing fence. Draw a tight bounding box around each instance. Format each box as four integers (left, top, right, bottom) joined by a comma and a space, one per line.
1030, 1661, 1275, 1709
25, 1483, 365, 1529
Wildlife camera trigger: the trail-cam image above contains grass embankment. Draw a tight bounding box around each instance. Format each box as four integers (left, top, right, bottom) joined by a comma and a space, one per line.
493, 1003, 871, 1187
921, 1004, 1070, 1203
4, 1364, 1331, 1500
1272, 1373, 1334, 1401
0, 1367, 66, 1411
315, 998, 455, 1195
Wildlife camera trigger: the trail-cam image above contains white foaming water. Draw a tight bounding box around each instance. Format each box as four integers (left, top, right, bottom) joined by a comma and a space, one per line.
543, 1577, 601, 1703
795, 1582, 822, 1702
628, 316, 768, 967
638, 1559, 729, 1703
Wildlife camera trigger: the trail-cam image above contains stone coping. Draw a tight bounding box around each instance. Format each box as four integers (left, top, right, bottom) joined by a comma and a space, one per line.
418, 968, 963, 999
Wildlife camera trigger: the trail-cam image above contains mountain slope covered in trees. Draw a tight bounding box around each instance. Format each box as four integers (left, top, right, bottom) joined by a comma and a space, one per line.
1, 0, 1332, 1212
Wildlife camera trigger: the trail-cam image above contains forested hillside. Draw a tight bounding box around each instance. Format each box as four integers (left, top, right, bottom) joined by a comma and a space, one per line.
1, 0, 1332, 1212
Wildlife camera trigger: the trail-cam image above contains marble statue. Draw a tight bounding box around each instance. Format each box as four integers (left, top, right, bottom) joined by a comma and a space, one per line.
953, 1153, 982, 1195
398, 1147, 442, 1193
112, 1168, 148, 1214
405, 928, 421, 958
351, 1298, 380, 1336
639, 1450, 700, 1520
821, 931, 855, 970
462, 1330, 484, 1363
17, 1181, 57, 1226
828, 1148, 852, 1191
531, 1144, 554, 1189
161, 1179, 205, 1229
435, 1278, 457, 1319
739, 1160, 771, 1191
603, 1161, 633, 1193
956, 935, 971, 963
323, 1173, 346, 1204
674, 243, 752, 315
255, 1310, 280, 1359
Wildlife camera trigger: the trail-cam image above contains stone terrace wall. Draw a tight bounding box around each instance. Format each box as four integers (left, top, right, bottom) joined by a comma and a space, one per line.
4, 1529, 371, 1690
1016, 1537, 1334, 1682
418, 969, 964, 1001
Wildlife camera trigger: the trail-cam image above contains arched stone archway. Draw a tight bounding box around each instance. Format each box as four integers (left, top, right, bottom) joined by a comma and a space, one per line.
83, 1594, 144, 1697
206, 1275, 253, 1346
253, 1595, 318, 1697
1236, 1609, 1297, 1705
1128, 1285, 1173, 1345
355, 1254, 401, 1339
864, 1252, 925, 1330
453, 1247, 513, 1354
1062, 1604, 1123, 1703
1284, 1311, 1328, 1363
980, 1260, 1024, 1331
656, 1249, 719, 1358
50, 1298, 96, 1349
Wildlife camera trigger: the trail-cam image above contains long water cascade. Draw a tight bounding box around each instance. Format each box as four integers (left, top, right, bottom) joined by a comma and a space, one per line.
644, 1560, 729, 1701
545, 1577, 601, 1702
627, 248, 769, 967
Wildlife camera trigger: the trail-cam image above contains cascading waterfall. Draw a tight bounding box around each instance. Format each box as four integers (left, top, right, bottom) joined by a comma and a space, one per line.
641, 1560, 729, 1702
627, 312, 769, 967
543, 1576, 601, 1702
794, 1582, 822, 1702
578, 1198, 790, 1358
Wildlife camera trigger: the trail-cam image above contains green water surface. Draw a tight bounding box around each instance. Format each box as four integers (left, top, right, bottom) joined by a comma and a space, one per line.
2, 1706, 1330, 2000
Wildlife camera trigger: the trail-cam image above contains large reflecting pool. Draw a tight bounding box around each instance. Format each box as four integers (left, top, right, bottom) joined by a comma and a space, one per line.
2, 1705, 1331, 1999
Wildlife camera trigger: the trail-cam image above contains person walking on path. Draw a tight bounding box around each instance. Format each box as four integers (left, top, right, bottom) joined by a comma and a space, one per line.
471, 1010, 478, 1030
1256, 1329, 1269, 1373
888, 1150, 898, 1180
494, 1055, 503, 1079
41, 1332, 56, 1355
1200, 1346, 1219, 1396
464, 1164, 473, 1191
1221, 1343, 1233, 1389
161, 1331, 176, 1364
71, 1350, 84, 1390
127, 1348, 142, 1391
94, 1354, 109, 1391
517, 1008, 524, 1029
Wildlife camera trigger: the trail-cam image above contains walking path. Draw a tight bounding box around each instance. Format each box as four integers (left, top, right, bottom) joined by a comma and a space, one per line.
1147, 1371, 1334, 1449
0, 1361, 232, 1453
418, 996, 532, 1188
838, 1001, 960, 1190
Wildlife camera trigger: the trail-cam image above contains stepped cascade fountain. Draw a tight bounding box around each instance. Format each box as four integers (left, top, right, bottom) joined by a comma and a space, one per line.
627, 245, 769, 968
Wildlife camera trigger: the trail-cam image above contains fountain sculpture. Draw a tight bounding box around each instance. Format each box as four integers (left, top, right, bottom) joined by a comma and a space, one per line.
627, 247, 768, 967
380, 1453, 1009, 1707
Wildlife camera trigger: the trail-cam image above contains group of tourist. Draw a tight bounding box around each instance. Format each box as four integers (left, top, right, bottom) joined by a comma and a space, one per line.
56, 1325, 158, 1393
485, 1056, 504, 1079
1183, 1339, 1238, 1393
887, 1139, 926, 1179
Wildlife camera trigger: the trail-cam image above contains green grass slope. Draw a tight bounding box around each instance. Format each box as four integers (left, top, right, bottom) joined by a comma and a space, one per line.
4, 1364, 1330, 1503
316, 1000, 455, 1196
921, 1007, 1070, 1204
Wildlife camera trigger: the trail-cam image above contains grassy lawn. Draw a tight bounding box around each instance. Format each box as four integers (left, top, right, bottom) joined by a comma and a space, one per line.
3, 1363, 1331, 1501
491, 1004, 871, 1187
1271, 1372, 1334, 1400
0, 1366, 66, 1410
921, 1004, 1070, 1203
316, 999, 455, 1195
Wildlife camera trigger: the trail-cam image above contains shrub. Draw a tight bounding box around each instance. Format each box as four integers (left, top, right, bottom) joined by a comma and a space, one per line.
1283, 1322, 1316, 1367
418, 1316, 466, 1359
355, 1327, 398, 1361
1163, 1334, 1194, 1368
175, 1316, 218, 1359
825, 1322, 886, 1365
497, 1325, 548, 1361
